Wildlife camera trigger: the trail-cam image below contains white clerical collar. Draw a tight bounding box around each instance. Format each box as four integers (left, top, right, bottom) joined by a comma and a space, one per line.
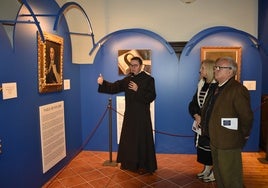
218, 78, 230, 87
134, 70, 142, 76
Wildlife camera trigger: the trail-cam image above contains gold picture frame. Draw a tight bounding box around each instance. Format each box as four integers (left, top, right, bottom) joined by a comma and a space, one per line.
200, 46, 242, 81
38, 32, 64, 93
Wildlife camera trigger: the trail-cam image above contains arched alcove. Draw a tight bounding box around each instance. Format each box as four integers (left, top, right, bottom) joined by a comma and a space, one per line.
180, 26, 262, 151
81, 26, 262, 154
54, 2, 96, 64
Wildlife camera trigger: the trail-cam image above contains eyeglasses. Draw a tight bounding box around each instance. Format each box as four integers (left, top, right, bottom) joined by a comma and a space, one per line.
129, 64, 139, 67
213, 66, 232, 71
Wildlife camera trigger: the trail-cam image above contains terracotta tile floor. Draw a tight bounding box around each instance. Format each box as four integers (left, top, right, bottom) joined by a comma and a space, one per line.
43, 150, 268, 188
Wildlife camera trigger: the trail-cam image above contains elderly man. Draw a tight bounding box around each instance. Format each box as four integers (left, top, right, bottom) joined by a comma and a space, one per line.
201, 57, 253, 188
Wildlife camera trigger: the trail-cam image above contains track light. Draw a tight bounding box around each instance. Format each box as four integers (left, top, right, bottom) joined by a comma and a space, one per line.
180, 0, 196, 4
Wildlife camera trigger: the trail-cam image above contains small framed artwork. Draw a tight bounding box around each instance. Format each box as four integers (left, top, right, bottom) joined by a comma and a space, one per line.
200, 46, 242, 81
118, 49, 151, 75
38, 32, 64, 93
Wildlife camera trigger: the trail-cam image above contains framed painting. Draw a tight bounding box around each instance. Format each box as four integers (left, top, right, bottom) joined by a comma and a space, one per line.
118, 49, 151, 75
200, 46, 242, 81
38, 32, 64, 93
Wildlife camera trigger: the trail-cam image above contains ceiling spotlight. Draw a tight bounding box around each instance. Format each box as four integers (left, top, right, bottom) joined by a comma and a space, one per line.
180, 0, 196, 4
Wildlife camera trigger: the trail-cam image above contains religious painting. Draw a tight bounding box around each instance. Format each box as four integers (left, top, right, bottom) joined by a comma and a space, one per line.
200, 46, 242, 81
38, 32, 64, 93
118, 49, 151, 75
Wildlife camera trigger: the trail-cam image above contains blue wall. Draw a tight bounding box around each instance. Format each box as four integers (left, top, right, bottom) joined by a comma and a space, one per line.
259, 0, 268, 94
81, 27, 262, 154
182, 27, 262, 151
0, 1, 82, 187
0, 0, 264, 187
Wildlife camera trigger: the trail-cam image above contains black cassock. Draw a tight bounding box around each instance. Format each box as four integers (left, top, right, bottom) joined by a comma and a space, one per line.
98, 71, 157, 173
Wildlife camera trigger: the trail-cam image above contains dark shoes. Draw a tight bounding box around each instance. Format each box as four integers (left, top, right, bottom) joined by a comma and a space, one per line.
120, 165, 153, 175
137, 168, 148, 175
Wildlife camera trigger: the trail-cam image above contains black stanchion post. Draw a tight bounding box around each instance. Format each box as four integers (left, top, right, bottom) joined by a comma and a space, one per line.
103, 98, 118, 166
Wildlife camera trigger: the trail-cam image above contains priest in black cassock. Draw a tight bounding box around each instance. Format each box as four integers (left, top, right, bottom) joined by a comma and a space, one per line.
97, 56, 157, 174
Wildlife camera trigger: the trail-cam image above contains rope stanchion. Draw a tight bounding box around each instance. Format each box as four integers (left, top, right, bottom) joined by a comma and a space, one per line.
110, 106, 194, 138
103, 98, 118, 166
153, 130, 194, 138
46, 96, 267, 187
81, 107, 109, 150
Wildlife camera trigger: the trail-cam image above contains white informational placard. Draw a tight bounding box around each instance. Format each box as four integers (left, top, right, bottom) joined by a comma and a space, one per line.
39, 101, 66, 173
64, 79, 71, 90
243, 80, 256, 90
116, 96, 155, 144
2, 82, 17, 100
